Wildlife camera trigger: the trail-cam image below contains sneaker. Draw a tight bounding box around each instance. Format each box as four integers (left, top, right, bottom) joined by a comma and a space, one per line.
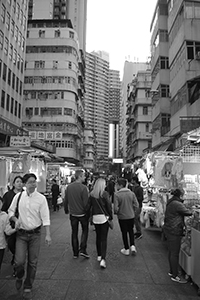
15, 278, 23, 290
130, 245, 137, 255
97, 256, 101, 262
135, 233, 143, 240
73, 255, 78, 259
168, 272, 173, 277
100, 259, 106, 269
171, 276, 187, 283
23, 289, 32, 299
120, 248, 130, 256
80, 251, 90, 259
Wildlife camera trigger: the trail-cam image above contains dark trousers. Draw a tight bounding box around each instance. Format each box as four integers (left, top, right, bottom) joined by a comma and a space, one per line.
70, 215, 89, 256
119, 218, 135, 250
52, 196, 59, 211
94, 222, 109, 259
165, 232, 182, 277
135, 207, 142, 234
15, 231, 41, 289
0, 249, 5, 270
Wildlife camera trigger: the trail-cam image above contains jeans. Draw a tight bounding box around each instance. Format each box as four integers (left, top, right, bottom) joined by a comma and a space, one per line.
94, 222, 109, 259
135, 207, 142, 234
119, 218, 135, 250
15, 231, 41, 289
70, 215, 89, 256
165, 231, 182, 277
0, 249, 5, 270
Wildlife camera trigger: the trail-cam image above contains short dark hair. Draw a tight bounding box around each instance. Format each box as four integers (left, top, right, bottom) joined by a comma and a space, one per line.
171, 188, 183, 197
75, 169, 84, 180
132, 176, 140, 185
23, 173, 37, 184
117, 178, 127, 188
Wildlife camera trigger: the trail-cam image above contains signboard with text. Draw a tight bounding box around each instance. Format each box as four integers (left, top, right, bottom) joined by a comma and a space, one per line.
29, 131, 63, 140
0, 117, 28, 136
10, 136, 31, 147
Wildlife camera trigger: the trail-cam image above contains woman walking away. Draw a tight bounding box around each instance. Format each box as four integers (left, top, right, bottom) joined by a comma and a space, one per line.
89, 178, 113, 269
163, 188, 192, 283
2, 176, 23, 269
114, 178, 139, 256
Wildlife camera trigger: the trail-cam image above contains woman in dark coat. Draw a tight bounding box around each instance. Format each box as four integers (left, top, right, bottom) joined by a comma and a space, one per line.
163, 188, 192, 283
2, 176, 23, 269
51, 179, 60, 211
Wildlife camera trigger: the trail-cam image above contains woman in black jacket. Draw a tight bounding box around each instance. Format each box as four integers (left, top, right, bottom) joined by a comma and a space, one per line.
163, 188, 192, 283
89, 178, 113, 269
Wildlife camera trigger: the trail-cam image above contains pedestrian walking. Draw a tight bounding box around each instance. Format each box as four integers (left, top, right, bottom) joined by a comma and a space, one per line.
131, 176, 144, 240
89, 178, 113, 269
114, 178, 139, 256
0, 197, 9, 271
64, 169, 90, 259
8, 173, 51, 299
163, 188, 192, 284
2, 176, 23, 270
51, 179, 60, 211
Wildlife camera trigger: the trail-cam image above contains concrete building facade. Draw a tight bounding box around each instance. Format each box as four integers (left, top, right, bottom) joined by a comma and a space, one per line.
150, 0, 171, 150
120, 61, 148, 161
126, 71, 152, 161
0, 0, 28, 145
84, 51, 109, 171
22, 19, 85, 163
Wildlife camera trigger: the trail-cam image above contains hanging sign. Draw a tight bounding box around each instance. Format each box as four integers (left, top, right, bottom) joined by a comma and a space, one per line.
10, 136, 31, 147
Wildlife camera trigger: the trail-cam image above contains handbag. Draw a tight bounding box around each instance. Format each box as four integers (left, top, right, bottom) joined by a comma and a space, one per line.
94, 197, 114, 230
57, 197, 63, 205
10, 191, 23, 229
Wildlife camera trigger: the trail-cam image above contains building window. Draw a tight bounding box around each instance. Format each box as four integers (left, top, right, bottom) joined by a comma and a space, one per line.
4, 38, 8, 55
12, 73, 15, 89
6, 94, 10, 111
34, 107, 39, 115
187, 41, 200, 60
15, 26, 18, 42
11, 19, 15, 36
64, 108, 73, 116
39, 30, 45, 38
6, 12, 10, 30
69, 31, 74, 38
13, 49, 17, 64
53, 61, 58, 69
27, 30, 29, 38
0, 59, 2, 78
22, 37, 25, 51
55, 30, 60, 37
16, 77, 19, 93
21, 58, 24, 73
18, 103, 21, 118
8, 68, 11, 85
1, 4, 6, 23
13, 0, 16, 14
35, 60, 45, 69
18, 31, 22, 47
9, 44, 13, 60
20, 81, 22, 95
159, 30, 168, 42
146, 123, 149, 132
11, 97, 14, 114
3, 63, 7, 81
17, 3, 20, 19
160, 84, 170, 97
160, 56, 169, 69
0, 30, 4, 49
68, 61, 72, 69
14, 101, 18, 116
143, 106, 148, 115
1, 90, 5, 108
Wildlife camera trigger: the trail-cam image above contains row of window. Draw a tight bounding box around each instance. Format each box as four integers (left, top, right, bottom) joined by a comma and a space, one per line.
24, 90, 64, 100
27, 29, 75, 39
23, 122, 77, 130
25, 107, 76, 117
26, 45, 78, 57
29, 60, 75, 71
24, 76, 77, 87
0, 60, 23, 95
1, 89, 21, 118
47, 140, 74, 149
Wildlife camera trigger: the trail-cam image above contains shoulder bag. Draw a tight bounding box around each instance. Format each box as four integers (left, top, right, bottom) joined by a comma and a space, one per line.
95, 197, 114, 230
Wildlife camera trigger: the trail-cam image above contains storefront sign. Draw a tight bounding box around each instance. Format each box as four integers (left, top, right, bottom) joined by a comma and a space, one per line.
112, 158, 123, 164
10, 136, 31, 147
29, 131, 63, 140
0, 117, 28, 136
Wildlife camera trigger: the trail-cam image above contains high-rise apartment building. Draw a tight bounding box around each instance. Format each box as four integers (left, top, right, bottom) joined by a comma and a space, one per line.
0, 0, 28, 145
108, 69, 121, 159
126, 71, 152, 161
28, 0, 87, 52
120, 61, 148, 161
150, 0, 171, 150
22, 1, 86, 163
84, 51, 109, 171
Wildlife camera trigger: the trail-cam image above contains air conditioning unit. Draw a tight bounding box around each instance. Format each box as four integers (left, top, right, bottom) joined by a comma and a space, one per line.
196, 51, 200, 60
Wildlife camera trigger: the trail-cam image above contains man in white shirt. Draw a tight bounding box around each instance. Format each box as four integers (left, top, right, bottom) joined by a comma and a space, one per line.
9, 173, 51, 299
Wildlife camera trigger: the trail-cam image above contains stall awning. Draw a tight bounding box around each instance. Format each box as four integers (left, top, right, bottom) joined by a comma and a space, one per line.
157, 140, 173, 152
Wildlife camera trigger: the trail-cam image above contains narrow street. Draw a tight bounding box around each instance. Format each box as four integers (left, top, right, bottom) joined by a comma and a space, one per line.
0, 208, 198, 300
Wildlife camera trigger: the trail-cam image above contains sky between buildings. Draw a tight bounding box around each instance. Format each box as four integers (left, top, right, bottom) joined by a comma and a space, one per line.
86, 0, 158, 77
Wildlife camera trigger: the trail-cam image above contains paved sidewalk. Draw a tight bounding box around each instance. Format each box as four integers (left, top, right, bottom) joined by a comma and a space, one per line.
0, 209, 198, 300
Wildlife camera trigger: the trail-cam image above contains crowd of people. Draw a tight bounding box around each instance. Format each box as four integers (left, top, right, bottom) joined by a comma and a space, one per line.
0, 169, 194, 298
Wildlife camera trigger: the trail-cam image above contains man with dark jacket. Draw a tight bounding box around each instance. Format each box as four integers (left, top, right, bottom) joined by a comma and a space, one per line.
131, 176, 144, 239
64, 170, 89, 258
163, 188, 192, 283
